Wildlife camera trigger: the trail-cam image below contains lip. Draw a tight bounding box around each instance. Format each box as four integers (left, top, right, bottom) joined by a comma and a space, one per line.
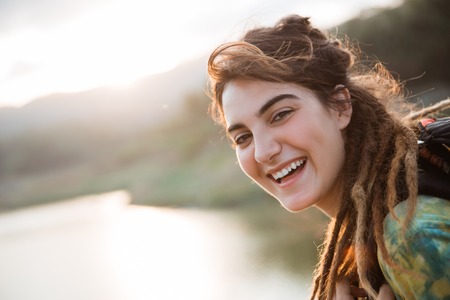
267, 157, 305, 174
266, 157, 307, 185
276, 161, 305, 187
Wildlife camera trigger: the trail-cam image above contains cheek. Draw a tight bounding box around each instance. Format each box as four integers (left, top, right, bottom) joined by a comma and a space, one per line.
305, 124, 346, 177
236, 150, 257, 180
326, 136, 347, 177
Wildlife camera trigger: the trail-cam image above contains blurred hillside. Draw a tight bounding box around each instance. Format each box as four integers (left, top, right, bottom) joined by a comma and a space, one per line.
0, 58, 205, 139
1, 0, 449, 211
336, 0, 450, 102
0, 57, 240, 209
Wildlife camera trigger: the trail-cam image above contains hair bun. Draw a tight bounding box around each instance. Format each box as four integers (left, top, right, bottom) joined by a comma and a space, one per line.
277, 15, 311, 27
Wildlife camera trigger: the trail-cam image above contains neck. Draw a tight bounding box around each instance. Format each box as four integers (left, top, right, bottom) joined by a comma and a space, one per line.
314, 180, 344, 218
315, 201, 340, 218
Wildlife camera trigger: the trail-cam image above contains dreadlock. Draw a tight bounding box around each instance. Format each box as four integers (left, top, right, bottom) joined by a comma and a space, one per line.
207, 14, 450, 299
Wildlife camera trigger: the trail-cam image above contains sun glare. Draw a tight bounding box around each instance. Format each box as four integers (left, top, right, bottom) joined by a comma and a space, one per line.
0, 0, 404, 107
0, 0, 186, 107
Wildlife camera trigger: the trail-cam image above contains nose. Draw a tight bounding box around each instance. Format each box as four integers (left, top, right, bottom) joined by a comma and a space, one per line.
253, 132, 281, 164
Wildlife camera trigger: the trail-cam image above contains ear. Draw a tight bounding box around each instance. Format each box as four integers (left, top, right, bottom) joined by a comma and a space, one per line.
332, 85, 352, 130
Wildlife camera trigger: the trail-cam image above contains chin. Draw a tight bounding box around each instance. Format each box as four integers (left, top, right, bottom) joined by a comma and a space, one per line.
278, 196, 314, 213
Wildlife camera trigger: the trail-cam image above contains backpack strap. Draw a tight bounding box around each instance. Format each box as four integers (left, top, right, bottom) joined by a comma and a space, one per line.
417, 117, 450, 200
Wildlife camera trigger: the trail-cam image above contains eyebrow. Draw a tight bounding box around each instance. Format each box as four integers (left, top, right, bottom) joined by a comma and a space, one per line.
257, 93, 300, 116
226, 93, 300, 134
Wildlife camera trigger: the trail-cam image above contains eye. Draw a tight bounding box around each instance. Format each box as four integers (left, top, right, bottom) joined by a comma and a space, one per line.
271, 109, 293, 123
234, 133, 252, 148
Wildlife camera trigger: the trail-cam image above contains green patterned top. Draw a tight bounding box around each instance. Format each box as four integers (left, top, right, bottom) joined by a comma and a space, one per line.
378, 195, 450, 299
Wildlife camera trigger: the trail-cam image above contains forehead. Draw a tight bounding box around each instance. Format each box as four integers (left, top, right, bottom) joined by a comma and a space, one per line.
221, 80, 311, 126
222, 80, 265, 126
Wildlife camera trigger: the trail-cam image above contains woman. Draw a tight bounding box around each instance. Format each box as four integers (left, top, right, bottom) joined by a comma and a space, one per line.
207, 15, 450, 299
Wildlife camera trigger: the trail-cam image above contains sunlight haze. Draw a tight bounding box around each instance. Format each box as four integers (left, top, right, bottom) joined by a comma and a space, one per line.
0, 0, 401, 107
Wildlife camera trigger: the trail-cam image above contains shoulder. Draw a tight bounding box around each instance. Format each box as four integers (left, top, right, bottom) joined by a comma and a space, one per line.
383, 195, 450, 257
382, 195, 450, 263
379, 195, 450, 299
385, 195, 450, 236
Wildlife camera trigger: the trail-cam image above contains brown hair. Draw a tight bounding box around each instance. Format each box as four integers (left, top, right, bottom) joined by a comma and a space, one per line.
207, 15, 447, 299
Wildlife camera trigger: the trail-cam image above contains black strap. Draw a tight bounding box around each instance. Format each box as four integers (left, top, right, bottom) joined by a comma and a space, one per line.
418, 159, 450, 200
418, 117, 450, 200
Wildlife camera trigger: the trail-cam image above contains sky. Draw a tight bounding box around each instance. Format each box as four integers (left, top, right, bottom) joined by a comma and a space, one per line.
0, 0, 402, 108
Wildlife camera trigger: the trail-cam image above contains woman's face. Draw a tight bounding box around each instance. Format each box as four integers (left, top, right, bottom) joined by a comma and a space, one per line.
222, 80, 352, 215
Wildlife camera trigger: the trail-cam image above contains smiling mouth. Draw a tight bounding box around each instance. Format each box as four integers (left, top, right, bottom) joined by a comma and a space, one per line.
270, 158, 306, 184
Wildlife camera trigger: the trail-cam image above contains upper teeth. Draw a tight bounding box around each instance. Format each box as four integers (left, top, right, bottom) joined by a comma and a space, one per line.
271, 159, 305, 180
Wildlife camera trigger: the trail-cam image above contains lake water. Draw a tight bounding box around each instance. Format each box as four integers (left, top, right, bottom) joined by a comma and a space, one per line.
0, 191, 311, 300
